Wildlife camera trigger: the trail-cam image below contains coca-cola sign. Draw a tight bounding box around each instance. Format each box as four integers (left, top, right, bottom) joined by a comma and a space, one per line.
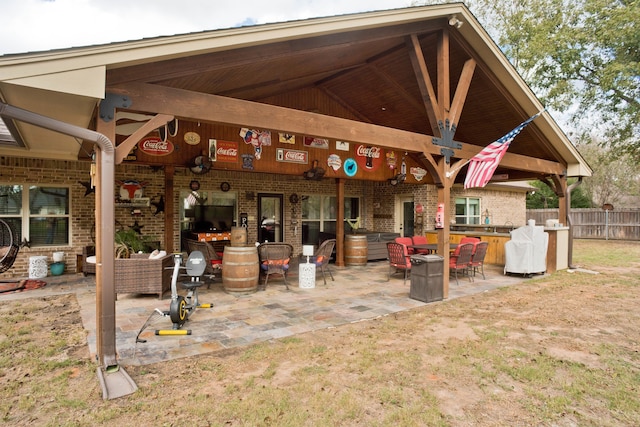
139, 137, 174, 156
215, 140, 239, 163
355, 144, 384, 172
277, 148, 308, 164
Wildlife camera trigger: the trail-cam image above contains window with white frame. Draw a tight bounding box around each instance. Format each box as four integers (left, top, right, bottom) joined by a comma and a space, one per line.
301, 194, 359, 245
455, 197, 480, 225
0, 184, 70, 246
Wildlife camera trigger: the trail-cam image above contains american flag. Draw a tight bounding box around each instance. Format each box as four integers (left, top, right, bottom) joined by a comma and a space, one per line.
464, 111, 543, 189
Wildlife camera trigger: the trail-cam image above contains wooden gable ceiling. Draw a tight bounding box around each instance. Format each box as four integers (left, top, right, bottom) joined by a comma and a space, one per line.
103, 13, 573, 183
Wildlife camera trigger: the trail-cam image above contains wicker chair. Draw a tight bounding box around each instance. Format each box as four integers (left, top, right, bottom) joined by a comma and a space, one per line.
82, 246, 96, 276
114, 252, 174, 299
257, 242, 293, 290
314, 239, 336, 285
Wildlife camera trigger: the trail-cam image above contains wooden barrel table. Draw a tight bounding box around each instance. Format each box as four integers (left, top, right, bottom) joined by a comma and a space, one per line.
222, 246, 259, 293
345, 234, 368, 266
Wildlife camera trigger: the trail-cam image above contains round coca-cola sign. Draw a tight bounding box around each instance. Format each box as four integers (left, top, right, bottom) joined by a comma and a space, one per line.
355, 144, 384, 172
139, 137, 174, 156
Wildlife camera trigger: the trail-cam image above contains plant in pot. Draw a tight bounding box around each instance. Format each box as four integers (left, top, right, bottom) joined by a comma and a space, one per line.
114, 229, 154, 258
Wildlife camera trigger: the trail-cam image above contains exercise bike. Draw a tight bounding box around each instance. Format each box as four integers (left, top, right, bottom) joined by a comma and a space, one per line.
156, 251, 212, 335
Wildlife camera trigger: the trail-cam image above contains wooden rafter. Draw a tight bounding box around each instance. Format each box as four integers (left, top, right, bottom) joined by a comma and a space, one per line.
107, 82, 565, 176
407, 34, 441, 136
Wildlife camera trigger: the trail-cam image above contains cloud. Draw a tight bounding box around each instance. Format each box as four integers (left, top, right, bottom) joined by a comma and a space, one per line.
0, 0, 411, 54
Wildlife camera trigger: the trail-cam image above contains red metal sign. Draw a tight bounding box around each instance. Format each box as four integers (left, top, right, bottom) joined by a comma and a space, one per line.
215, 140, 239, 163
355, 144, 383, 171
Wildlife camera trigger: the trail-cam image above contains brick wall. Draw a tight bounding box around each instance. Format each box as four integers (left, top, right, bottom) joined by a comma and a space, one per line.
1, 156, 526, 277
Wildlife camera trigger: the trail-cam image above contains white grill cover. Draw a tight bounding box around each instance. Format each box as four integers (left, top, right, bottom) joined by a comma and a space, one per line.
504, 225, 549, 274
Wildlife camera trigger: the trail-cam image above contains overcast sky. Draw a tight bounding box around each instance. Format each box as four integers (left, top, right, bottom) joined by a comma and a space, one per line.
0, 0, 416, 55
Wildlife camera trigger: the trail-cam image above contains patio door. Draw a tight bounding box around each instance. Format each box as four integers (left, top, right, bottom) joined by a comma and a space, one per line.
395, 196, 414, 237
258, 193, 283, 242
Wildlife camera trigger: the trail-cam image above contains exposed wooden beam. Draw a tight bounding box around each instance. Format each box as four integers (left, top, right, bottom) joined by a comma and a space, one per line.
114, 114, 174, 164
108, 82, 565, 175
449, 59, 476, 126
407, 34, 441, 135
437, 30, 450, 121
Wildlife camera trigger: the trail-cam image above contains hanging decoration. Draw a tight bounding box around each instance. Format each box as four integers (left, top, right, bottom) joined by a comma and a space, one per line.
150, 195, 165, 216
343, 158, 357, 177
388, 152, 406, 185
240, 128, 271, 160
78, 181, 95, 197
327, 154, 342, 172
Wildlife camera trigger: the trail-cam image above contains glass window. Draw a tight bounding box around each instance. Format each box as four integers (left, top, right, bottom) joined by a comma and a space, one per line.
0, 185, 23, 243
0, 184, 70, 246
302, 195, 360, 245
455, 197, 481, 225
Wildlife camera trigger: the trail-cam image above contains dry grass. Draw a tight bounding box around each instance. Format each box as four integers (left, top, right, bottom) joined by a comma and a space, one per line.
1, 239, 639, 426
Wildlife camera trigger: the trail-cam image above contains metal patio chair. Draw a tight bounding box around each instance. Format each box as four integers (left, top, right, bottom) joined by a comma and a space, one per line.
386, 241, 411, 284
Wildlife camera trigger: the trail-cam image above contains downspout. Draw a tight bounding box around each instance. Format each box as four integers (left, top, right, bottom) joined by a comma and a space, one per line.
0, 102, 132, 396
566, 177, 582, 268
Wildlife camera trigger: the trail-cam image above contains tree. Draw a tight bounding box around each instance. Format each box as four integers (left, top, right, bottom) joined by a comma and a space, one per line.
526, 179, 591, 209
576, 141, 640, 207
414, 0, 640, 159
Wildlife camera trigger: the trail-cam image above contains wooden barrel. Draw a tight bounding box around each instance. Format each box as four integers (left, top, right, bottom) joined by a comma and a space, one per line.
222, 246, 259, 293
345, 234, 368, 266
230, 226, 248, 247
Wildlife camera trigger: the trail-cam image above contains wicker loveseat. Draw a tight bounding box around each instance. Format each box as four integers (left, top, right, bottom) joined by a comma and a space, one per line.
83, 246, 173, 299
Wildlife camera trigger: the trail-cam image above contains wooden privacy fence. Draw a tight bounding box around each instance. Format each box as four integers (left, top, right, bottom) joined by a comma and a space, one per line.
526, 209, 640, 240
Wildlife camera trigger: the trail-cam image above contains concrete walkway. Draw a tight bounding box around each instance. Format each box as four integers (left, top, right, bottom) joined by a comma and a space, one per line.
1, 260, 529, 366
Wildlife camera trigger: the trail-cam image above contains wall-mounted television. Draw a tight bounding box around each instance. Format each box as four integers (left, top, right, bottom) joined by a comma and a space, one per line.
190, 205, 235, 232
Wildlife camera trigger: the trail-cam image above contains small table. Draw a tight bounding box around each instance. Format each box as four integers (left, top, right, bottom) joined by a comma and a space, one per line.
409, 243, 458, 254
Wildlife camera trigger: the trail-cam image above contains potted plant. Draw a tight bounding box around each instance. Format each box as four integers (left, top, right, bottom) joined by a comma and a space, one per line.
114, 229, 154, 258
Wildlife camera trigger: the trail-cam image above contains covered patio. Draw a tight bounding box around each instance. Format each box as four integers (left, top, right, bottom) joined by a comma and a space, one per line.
0, 262, 527, 366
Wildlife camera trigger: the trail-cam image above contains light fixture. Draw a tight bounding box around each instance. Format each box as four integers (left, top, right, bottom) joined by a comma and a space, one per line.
448, 15, 463, 29
302, 245, 315, 263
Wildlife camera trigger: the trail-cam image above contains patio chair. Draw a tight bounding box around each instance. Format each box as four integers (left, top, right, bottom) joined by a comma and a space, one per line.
411, 235, 430, 254
314, 239, 336, 285
258, 242, 293, 290
386, 241, 411, 284
394, 236, 415, 255
449, 242, 474, 285
459, 236, 480, 246
469, 241, 489, 279
186, 240, 223, 286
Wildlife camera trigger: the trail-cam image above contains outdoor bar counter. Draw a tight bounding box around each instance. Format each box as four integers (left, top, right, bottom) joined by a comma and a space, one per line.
426, 224, 570, 272
425, 228, 511, 266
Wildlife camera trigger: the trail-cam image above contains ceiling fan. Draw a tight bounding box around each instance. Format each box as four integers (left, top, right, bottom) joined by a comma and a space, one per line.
389, 173, 406, 186
189, 155, 211, 175
303, 160, 325, 181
